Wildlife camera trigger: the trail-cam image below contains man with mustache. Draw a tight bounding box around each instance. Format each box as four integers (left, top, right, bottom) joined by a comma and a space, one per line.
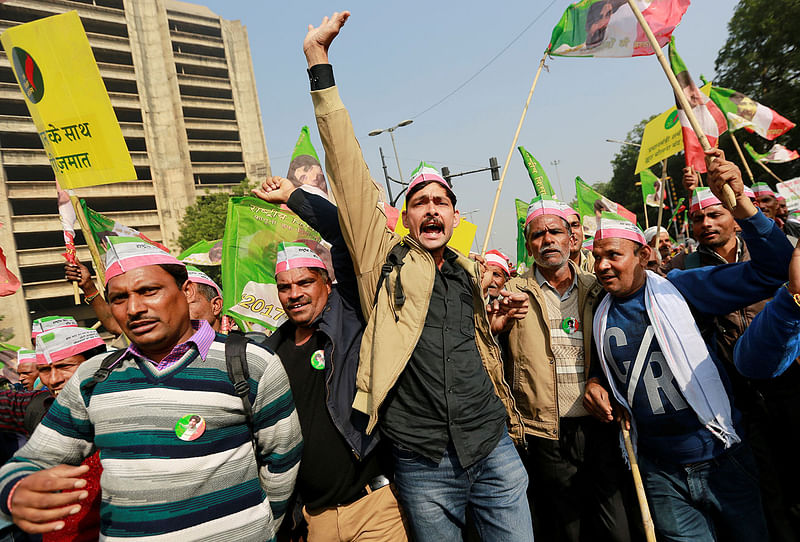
562, 204, 595, 274
493, 196, 632, 542
584, 149, 792, 542
303, 11, 532, 541
0, 237, 302, 540
253, 176, 408, 541
667, 186, 800, 541
483, 249, 512, 301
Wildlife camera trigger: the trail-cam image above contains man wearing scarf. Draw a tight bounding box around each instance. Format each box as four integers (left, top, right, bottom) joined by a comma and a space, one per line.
584, 149, 792, 542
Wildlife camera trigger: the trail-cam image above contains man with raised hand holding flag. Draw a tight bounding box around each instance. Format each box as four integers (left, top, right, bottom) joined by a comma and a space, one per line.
303, 11, 532, 541
585, 148, 791, 541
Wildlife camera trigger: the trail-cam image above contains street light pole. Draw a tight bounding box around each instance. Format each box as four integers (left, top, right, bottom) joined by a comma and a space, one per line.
389, 130, 404, 183
369, 120, 413, 199
550, 159, 563, 197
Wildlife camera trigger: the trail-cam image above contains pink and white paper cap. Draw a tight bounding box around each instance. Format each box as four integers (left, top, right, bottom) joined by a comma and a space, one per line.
406, 162, 455, 201
559, 203, 580, 218
742, 186, 756, 200
275, 242, 326, 274
186, 266, 222, 298
595, 212, 646, 246
525, 195, 568, 228
35, 327, 104, 366
752, 183, 775, 197
104, 236, 182, 284
16, 349, 36, 365
690, 188, 723, 213
484, 250, 511, 277
31, 316, 77, 340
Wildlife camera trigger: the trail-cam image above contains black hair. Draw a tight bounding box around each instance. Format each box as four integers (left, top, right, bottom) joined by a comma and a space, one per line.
81, 344, 108, 361
159, 264, 188, 288
309, 267, 330, 283
406, 179, 457, 207
189, 415, 201, 423
195, 283, 221, 301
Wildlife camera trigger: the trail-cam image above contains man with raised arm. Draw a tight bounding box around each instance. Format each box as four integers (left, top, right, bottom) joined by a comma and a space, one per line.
302, 11, 532, 541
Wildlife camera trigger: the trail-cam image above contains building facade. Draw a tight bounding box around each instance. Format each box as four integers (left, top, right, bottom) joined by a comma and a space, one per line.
0, 0, 270, 341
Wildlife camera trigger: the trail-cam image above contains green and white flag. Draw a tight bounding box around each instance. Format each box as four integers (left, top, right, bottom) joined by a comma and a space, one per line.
515, 198, 535, 273
518, 146, 554, 196
178, 239, 222, 266
640, 169, 664, 207
548, 0, 690, 58
575, 176, 637, 237
745, 142, 799, 164
709, 86, 795, 140
287, 126, 330, 199
221, 196, 323, 332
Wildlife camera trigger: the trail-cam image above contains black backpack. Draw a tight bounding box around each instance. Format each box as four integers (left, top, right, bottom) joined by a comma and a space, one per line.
81, 330, 264, 468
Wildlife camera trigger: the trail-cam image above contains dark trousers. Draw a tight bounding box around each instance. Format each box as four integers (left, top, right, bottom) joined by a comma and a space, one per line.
521, 416, 639, 542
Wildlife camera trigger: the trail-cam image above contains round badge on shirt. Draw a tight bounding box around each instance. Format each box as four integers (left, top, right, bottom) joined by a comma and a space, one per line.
310, 349, 325, 370
175, 414, 206, 441
560, 317, 580, 334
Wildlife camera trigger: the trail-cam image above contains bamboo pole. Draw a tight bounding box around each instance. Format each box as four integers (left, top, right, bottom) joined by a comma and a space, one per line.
728, 131, 755, 184
481, 52, 548, 254
626, 0, 736, 210
621, 423, 657, 542
754, 159, 784, 185
654, 159, 666, 263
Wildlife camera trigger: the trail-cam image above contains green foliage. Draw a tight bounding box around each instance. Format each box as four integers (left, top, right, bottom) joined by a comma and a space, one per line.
177, 179, 254, 287
714, 0, 800, 181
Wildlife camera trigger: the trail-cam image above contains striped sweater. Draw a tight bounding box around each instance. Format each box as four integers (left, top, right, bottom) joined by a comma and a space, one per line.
0, 335, 302, 541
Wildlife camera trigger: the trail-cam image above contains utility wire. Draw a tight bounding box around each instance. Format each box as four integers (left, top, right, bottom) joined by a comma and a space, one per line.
411, 0, 559, 119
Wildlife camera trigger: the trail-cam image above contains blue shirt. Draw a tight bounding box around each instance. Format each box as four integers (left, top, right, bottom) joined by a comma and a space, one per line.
603, 284, 722, 464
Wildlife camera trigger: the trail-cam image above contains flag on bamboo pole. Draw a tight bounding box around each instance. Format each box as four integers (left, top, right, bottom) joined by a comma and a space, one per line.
575, 176, 637, 237
744, 142, 799, 164
515, 198, 535, 272
56, 182, 77, 269
0, 11, 135, 189
79, 199, 168, 261
548, 0, 690, 58
287, 126, 331, 199
0, 244, 20, 297
178, 239, 223, 266
222, 196, 324, 332
668, 37, 727, 173
640, 169, 666, 207
709, 86, 795, 140
518, 146, 554, 196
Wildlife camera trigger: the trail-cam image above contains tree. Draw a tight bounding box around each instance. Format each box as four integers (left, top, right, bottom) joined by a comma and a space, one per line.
714, 0, 800, 181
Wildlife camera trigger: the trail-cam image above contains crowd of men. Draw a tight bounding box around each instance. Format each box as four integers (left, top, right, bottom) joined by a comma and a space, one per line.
1, 10, 799, 542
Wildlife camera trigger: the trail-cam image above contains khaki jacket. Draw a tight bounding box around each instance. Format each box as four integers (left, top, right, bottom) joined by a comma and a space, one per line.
312, 86, 525, 444
503, 264, 605, 440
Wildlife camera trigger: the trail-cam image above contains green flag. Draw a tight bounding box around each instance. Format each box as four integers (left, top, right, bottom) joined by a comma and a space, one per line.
708, 86, 795, 139
221, 196, 323, 331
79, 199, 169, 259
287, 126, 329, 196
515, 198, 535, 272
178, 239, 223, 266
575, 177, 637, 237
744, 142, 767, 163
640, 169, 662, 208
518, 146, 554, 196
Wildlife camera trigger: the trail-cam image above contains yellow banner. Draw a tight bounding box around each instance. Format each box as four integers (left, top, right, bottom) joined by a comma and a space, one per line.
394, 206, 477, 256
635, 83, 712, 174
1, 11, 135, 189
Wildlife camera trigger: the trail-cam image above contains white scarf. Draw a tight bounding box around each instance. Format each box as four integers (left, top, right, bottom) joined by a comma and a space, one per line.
593, 270, 740, 460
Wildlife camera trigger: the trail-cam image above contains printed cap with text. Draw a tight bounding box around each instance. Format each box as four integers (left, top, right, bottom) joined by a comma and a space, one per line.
595, 212, 646, 246
104, 236, 182, 284
752, 182, 775, 197
31, 315, 78, 340
275, 242, 327, 274
525, 195, 568, 229
186, 265, 222, 298
35, 326, 104, 366
406, 162, 456, 204
690, 188, 722, 213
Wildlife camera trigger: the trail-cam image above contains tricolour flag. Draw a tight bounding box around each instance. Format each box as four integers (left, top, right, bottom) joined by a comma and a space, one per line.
575, 176, 637, 237
222, 196, 323, 332
668, 37, 727, 173
709, 86, 795, 140
79, 199, 169, 260
744, 142, 799, 164
640, 169, 665, 207
549, 0, 690, 58
518, 146, 555, 196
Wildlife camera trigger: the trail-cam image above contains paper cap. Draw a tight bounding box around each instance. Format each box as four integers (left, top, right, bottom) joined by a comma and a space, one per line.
752, 183, 775, 197
16, 349, 36, 366
559, 203, 580, 218
186, 265, 222, 298
742, 185, 756, 200
104, 236, 182, 284
275, 242, 327, 274
525, 195, 569, 229
595, 213, 646, 246
484, 250, 511, 277
690, 188, 723, 213
406, 162, 456, 203
31, 316, 77, 340
35, 327, 104, 366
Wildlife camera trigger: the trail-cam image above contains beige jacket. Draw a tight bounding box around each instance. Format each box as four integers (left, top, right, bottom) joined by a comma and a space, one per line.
503, 264, 604, 440
312, 85, 525, 444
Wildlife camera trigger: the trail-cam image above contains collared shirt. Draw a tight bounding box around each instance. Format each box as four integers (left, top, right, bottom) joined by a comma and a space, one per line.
535, 263, 578, 301
381, 250, 507, 467
126, 320, 215, 370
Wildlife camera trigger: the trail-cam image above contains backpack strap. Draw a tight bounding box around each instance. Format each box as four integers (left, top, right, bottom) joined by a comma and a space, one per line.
225, 330, 264, 469
372, 242, 411, 313
684, 251, 702, 270
80, 348, 127, 396
23, 392, 54, 435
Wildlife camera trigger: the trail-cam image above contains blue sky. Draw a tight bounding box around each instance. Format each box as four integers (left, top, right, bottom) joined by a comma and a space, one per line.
194, 0, 738, 259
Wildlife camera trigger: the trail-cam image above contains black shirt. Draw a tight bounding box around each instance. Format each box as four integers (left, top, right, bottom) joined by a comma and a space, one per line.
276, 331, 381, 510
381, 251, 507, 467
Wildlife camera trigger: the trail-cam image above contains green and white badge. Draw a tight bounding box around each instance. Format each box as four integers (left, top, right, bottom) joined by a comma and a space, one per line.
310, 350, 325, 370
175, 414, 206, 441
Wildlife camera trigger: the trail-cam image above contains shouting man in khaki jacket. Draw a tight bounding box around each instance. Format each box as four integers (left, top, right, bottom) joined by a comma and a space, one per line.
303, 11, 533, 542
492, 196, 634, 542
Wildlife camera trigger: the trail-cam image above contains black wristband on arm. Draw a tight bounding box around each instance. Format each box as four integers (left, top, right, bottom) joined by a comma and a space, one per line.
308, 64, 335, 91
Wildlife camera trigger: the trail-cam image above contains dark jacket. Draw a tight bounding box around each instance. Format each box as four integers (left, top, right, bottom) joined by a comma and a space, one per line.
266, 189, 376, 459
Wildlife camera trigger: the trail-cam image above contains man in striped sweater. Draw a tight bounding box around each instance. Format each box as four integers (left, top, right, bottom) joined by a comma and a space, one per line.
0, 237, 302, 541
